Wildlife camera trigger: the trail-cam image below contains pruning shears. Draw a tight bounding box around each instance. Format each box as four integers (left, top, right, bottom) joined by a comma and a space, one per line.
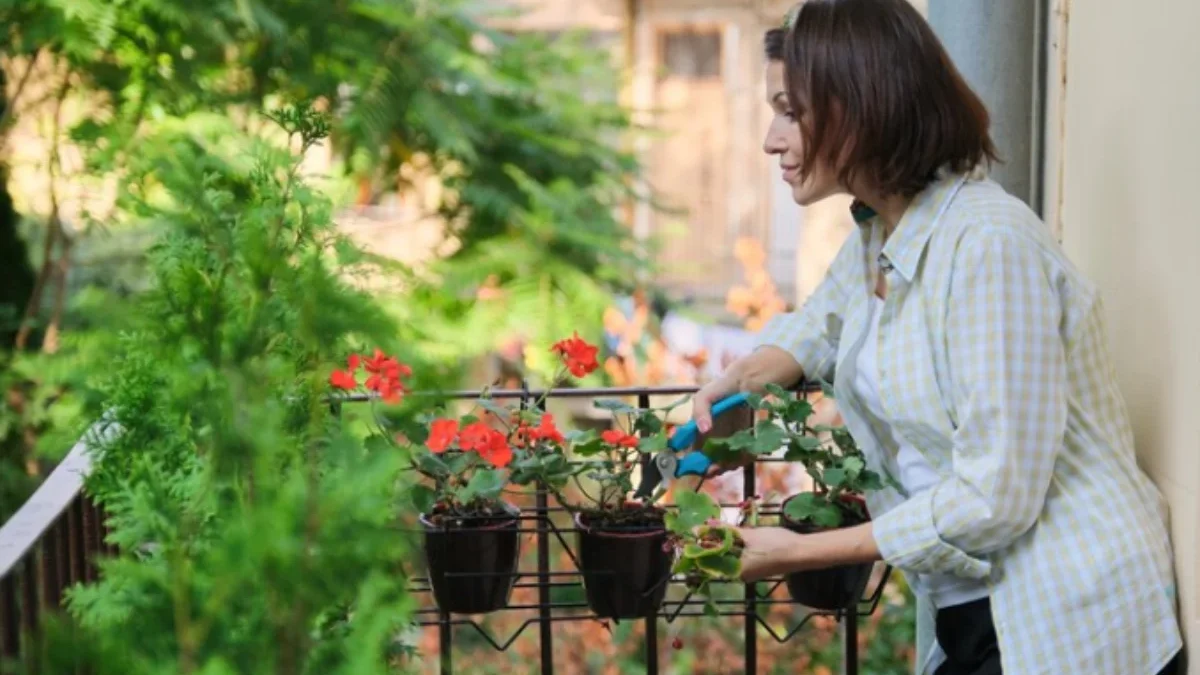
633, 393, 751, 500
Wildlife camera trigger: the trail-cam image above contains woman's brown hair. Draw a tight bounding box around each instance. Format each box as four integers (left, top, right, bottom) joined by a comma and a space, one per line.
783, 0, 998, 197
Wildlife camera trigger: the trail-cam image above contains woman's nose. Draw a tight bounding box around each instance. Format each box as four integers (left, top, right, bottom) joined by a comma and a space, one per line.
763, 133, 784, 155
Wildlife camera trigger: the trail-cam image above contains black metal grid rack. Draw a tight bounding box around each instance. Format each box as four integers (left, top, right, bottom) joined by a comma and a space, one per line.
356, 385, 892, 675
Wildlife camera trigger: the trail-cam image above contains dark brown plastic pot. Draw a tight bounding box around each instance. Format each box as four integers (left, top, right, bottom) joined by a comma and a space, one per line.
420, 504, 521, 614
780, 493, 873, 611
574, 512, 673, 620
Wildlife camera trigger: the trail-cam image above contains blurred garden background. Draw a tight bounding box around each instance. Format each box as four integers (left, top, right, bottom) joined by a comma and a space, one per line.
5, 0, 1196, 672
0, 0, 969, 672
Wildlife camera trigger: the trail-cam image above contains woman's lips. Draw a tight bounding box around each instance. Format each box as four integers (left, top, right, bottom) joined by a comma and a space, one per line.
781, 165, 799, 183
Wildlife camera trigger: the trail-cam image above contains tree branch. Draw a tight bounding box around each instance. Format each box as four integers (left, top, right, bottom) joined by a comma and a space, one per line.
13, 70, 69, 350
0, 49, 42, 148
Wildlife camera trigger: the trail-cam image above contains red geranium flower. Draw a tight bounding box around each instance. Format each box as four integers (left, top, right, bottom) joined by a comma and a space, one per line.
427, 419, 459, 454
358, 348, 411, 404
511, 424, 534, 448
534, 413, 565, 444
368, 375, 406, 404
479, 430, 513, 468
458, 422, 493, 452
551, 333, 599, 378
329, 369, 357, 390
601, 429, 639, 449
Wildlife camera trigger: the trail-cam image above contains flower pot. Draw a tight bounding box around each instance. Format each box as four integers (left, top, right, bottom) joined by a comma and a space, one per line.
780, 494, 873, 611
574, 511, 673, 620
420, 503, 521, 614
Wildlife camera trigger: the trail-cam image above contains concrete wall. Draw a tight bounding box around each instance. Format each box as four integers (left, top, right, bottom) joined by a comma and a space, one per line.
1048, 0, 1200, 668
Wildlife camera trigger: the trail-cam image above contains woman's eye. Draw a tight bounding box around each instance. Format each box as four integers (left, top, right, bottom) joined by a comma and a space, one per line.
783, 110, 796, 121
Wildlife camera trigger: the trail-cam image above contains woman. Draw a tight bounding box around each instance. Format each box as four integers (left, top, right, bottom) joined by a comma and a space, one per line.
695, 2, 1184, 674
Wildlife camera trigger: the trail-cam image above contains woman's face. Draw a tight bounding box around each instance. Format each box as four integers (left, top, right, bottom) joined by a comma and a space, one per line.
762, 61, 841, 206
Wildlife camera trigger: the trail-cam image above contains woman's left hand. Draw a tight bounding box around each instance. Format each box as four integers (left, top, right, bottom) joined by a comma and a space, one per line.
734, 526, 808, 582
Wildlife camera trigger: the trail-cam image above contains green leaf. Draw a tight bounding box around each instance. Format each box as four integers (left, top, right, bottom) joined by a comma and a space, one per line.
784, 437, 822, 462
750, 425, 788, 455
831, 428, 859, 453
795, 436, 822, 451
410, 484, 437, 514
763, 383, 789, 399
416, 452, 450, 476
593, 398, 637, 413
696, 553, 742, 579
444, 452, 472, 475
844, 456, 865, 477
724, 430, 758, 452
571, 436, 606, 457
633, 411, 663, 435
476, 398, 514, 420
364, 434, 393, 453
669, 490, 721, 534
672, 556, 698, 575
637, 433, 668, 454
860, 470, 885, 491
460, 469, 506, 503
782, 492, 843, 528
823, 468, 847, 487
784, 398, 815, 422
810, 504, 844, 528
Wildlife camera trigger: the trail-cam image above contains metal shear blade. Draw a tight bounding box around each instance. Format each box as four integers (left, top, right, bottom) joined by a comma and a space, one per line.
632, 392, 750, 499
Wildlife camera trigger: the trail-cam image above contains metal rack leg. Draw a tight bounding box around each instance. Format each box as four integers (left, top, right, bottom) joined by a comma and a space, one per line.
638, 391, 659, 675
744, 466, 758, 674
536, 485, 554, 675
843, 611, 858, 675
645, 607, 658, 675
439, 610, 452, 674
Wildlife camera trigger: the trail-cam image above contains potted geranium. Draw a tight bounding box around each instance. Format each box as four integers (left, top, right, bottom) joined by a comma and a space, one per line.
503, 334, 683, 620
567, 408, 675, 621
668, 383, 882, 612
329, 337, 595, 615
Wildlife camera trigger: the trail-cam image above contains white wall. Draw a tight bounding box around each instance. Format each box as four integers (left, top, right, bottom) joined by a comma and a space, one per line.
1050, 0, 1200, 668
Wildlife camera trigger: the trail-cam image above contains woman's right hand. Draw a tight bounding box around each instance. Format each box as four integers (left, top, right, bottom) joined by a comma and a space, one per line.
692, 374, 740, 435
693, 346, 805, 477
692, 372, 754, 478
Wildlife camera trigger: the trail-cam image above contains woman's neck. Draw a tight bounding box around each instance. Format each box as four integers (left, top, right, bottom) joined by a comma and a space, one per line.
857, 191, 912, 237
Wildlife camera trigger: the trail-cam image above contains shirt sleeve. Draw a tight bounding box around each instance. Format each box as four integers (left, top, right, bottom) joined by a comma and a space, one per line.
871, 228, 1069, 578
754, 233, 861, 383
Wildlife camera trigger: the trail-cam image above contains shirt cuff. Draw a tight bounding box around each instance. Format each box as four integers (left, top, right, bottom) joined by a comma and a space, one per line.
871, 486, 992, 579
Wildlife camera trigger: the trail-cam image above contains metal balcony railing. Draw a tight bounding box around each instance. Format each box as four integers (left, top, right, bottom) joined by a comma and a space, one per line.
0, 385, 892, 674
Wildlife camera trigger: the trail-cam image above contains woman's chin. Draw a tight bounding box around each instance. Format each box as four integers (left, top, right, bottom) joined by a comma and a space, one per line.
791, 188, 821, 207
791, 184, 841, 207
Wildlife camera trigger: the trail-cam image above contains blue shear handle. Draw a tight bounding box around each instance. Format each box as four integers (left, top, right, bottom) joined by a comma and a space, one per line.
676, 451, 713, 477
670, 392, 751, 477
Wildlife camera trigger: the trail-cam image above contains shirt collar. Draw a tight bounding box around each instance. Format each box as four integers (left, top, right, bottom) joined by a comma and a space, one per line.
849, 167, 979, 281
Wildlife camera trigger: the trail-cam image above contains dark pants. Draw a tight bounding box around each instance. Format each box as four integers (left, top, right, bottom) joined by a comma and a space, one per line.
933, 597, 1182, 675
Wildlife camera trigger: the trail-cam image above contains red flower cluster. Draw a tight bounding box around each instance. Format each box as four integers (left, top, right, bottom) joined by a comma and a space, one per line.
513, 413, 566, 448
600, 429, 639, 449
329, 349, 412, 403
425, 418, 513, 468
551, 332, 599, 378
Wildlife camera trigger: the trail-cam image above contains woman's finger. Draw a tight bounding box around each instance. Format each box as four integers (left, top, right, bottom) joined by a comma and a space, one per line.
693, 389, 714, 434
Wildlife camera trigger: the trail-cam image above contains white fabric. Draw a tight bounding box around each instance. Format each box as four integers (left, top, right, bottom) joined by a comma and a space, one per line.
854, 296, 990, 610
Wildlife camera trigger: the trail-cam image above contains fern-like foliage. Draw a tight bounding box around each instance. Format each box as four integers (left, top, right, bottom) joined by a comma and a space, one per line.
25, 108, 428, 675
